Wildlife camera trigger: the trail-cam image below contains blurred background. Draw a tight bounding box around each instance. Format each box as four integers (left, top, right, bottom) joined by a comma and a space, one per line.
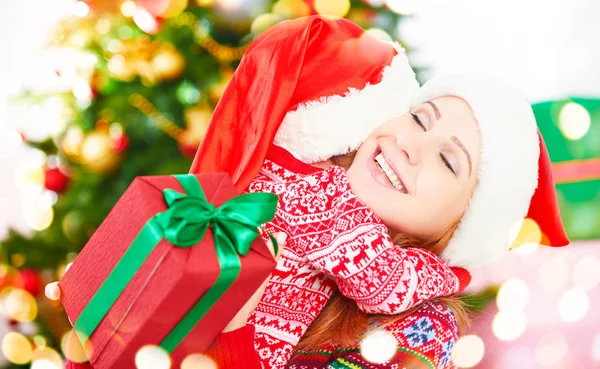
0, 0, 598, 368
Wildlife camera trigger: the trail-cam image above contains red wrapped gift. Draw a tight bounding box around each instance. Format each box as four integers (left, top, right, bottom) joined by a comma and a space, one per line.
59, 173, 278, 369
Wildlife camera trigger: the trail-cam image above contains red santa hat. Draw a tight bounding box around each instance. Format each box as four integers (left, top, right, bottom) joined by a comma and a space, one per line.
191, 16, 419, 187
190, 16, 569, 268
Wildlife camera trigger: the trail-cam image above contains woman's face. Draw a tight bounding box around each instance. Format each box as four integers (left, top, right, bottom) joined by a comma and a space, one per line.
346, 96, 481, 240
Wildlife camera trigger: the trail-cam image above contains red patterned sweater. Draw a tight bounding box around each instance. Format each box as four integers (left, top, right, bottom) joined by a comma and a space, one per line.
66, 146, 467, 368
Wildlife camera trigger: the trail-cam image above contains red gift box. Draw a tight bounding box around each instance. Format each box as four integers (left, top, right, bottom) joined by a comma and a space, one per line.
59, 173, 277, 368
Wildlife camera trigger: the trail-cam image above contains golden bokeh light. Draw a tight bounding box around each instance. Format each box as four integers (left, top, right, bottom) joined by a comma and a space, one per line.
2, 332, 33, 365
273, 0, 310, 19
314, 0, 350, 18
251, 13, 282, 34
22, 200, 54, 231
31, 346, 63, 368
61, 329, 92, 363
33, 335, 48, 348
121, 1, 137, 17
161, 0, 189, 18
4, 288, 38, 322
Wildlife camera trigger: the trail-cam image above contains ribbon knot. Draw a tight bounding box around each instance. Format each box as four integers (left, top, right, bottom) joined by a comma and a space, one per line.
160, 188, 219, 248
159, 178, 278, 256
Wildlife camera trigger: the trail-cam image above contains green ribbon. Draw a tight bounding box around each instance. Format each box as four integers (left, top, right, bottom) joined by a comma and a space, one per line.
73, 174, 278, 353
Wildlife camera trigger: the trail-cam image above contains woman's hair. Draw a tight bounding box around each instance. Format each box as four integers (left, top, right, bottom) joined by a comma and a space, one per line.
295, 151, 470, 351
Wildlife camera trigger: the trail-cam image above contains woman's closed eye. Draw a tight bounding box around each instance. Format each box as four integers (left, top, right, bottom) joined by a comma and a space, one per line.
411, 113, 456, 176
440, 153, 456, 175
410, 113, 426, 131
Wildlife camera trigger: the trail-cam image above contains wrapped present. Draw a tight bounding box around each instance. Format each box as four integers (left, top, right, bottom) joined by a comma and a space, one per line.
59, 173, 278, 368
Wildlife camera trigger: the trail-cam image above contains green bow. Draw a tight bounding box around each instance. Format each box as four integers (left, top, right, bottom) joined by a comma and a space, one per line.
73, 174, 278, 353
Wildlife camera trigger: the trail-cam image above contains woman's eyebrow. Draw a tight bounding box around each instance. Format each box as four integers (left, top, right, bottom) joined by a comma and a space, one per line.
426, 101, 441, 119
452, 136, 473, 176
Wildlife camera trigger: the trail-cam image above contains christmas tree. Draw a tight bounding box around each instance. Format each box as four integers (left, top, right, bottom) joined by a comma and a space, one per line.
0, 0, 420, 366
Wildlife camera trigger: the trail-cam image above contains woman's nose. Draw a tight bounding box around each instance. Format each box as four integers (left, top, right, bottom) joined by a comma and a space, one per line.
395, 132, 422, 166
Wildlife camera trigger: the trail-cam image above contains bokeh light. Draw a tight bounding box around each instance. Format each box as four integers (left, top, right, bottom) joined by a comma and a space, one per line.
496, 278, 529, 311
558, 102, 591, 140
22, 198, 54, 231
492, 310, 527, 341
119, 25, 134, 39
572, 256, 600, 290
181, 354, 217, 369
15, 165, 45, 194
314, 0, 351, 17
538, 255, 569, 292
135, 345, 171, 369
121, 1, 137, 17
31, 346, 63, 369
451, 334, 485, 368
4, 288, 38, 322
133, 8, 161, 34
72, 2, 90, 18
558, 287, 589, 322
272, 0, 310, 19
95, 18, 112, 34
61, 329, 91, 363
251, 13, 282, 34
161, 0, 189, 18
359, 329, 398, 364
385, 0, 419, 14
534, 331, 568, 367
31, 360, 60, 369
107, 39, 122, 53
32, 335, 47, 348
2, 332, 33, 365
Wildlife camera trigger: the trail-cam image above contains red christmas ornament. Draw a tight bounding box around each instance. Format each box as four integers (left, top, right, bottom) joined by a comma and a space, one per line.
109, 133, 130, 154
43, 167, 71, 194
12, 269, 43, 296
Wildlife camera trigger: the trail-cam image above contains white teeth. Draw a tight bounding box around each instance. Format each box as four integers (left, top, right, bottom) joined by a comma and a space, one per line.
375, 153, 404, 192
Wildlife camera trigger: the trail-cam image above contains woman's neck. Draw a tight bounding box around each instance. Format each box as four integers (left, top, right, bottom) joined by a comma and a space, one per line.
311, 159, 335, 169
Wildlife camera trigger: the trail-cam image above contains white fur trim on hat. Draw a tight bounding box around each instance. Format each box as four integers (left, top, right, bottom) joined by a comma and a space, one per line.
274, 42, 420, 164
411, 74, 540, 268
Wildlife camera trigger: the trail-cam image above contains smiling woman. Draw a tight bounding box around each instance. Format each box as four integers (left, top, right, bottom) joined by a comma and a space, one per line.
63, 15, 570, 369
347, 96, 481, 242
